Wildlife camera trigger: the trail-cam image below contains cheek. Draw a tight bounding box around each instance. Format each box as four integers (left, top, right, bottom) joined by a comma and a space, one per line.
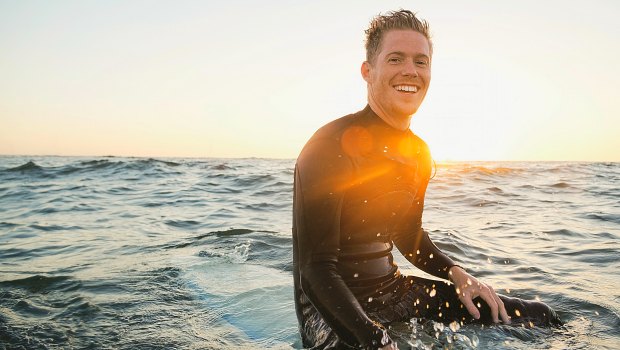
422, 70, 431, 83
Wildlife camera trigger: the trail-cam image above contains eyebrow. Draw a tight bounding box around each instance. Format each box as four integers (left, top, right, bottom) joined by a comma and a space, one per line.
386, 51, 430, 60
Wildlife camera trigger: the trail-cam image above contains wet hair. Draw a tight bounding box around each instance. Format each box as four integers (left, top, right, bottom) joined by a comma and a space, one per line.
365, 9, 432, 64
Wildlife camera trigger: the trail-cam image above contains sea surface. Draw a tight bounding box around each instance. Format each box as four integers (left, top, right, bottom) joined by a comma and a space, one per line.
0, 156, 618, 349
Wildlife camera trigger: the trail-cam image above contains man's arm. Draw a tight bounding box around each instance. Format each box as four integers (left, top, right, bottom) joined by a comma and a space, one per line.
294, 137, 392, 348
391, 145, 457, 280
393, 228, 457, 280
391, 147, 510, 324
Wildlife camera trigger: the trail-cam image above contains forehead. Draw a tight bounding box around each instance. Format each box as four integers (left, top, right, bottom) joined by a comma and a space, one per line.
378, 29, 431, 57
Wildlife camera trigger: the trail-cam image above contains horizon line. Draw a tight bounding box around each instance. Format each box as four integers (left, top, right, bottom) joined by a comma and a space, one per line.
0, 153, 618, 163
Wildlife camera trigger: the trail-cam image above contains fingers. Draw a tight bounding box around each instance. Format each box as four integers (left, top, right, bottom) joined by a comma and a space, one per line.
479, 284, 500, 323
491, 288, 511, 324
479, 285, 512, 324
453, 272, 512, 325
452, 272, 512, 324
459, 293, 481, 320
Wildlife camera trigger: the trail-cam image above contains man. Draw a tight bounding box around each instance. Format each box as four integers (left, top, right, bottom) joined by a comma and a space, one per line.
292, 10, 560, 350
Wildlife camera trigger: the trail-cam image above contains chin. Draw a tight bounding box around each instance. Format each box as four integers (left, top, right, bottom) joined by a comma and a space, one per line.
396, 107, 418, 117
394, 101, 420, 116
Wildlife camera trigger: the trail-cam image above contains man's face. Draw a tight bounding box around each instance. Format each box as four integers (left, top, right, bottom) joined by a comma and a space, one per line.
362, 30, 431, 124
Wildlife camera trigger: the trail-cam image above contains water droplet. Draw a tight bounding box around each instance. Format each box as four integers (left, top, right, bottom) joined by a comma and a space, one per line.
429, 253, 434, 259
505, 288, 511, 293
487, 257, 492, 264
353, 273, 359, 278
515, 309, 521, 316
476, 302, 481, 308
429, 289, 436, 297
368, 297, 373, 302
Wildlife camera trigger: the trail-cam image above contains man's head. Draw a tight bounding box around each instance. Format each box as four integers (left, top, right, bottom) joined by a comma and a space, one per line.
365, 10, 432, 65
361, 10, 433, 130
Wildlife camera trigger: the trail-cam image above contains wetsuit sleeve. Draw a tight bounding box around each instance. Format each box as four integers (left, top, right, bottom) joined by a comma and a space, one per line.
294, 137, 391, 349
392, 148, 457, 281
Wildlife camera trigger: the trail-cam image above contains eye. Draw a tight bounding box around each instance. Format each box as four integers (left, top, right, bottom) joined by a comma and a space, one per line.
416, 60, 428, 67
388, 57, 402, 64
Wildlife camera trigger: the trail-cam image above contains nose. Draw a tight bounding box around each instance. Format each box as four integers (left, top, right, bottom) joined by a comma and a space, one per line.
402, 59, 418, 77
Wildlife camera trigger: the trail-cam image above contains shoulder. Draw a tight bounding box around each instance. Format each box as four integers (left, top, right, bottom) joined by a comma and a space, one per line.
297, 110, 364, 162
309, 112, 360, 145
407, 132, 433, 179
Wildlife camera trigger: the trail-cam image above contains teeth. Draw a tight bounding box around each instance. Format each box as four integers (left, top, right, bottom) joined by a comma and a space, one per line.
395, 85, 418, 92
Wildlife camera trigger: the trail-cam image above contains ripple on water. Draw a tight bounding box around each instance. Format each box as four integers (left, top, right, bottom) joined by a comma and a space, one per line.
0, 157, 618, 349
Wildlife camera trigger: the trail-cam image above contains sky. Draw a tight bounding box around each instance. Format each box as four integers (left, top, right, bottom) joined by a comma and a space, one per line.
1, 0, 618, 161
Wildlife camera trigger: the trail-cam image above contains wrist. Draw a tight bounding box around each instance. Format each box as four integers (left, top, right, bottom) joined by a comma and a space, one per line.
448, 265, 466, 281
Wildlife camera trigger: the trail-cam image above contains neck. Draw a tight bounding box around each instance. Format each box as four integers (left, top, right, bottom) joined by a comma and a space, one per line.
367, 98, 412, 131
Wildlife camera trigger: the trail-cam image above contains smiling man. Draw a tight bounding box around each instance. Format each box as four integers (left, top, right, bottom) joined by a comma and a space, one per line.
292, 10, 561, 350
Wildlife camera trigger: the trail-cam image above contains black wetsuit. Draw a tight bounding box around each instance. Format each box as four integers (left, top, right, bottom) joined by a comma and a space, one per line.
292, 106, 561, 349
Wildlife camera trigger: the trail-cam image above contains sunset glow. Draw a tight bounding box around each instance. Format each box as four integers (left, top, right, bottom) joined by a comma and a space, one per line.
1, 0, 618, 161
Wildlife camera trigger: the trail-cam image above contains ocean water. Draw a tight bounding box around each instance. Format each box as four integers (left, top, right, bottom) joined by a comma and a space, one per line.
0, 156, 618, 350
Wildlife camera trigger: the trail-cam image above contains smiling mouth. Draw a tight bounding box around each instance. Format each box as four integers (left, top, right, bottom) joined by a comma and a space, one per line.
394, 85, 418, 93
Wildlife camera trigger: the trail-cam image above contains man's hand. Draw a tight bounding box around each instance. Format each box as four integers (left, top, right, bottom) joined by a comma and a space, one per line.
448, 266, 511, 324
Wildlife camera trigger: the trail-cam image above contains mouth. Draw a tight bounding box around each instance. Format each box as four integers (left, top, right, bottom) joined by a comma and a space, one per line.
394, 84, 419, 93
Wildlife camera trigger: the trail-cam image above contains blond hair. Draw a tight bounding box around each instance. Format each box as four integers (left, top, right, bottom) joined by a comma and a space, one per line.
365, 9, 433, 64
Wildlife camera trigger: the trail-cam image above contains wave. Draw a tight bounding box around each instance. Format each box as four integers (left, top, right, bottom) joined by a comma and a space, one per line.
438, 163, 526, 177
550, 182, 572, 189
233, 174, 277, 187
0, 275, 74, 292
164, 219, 203, 229
1, 158, 183, 179
583, 212, 620, 224
5, 160, 43, 172
28, 223, 84, 232
210, 163, 235, 170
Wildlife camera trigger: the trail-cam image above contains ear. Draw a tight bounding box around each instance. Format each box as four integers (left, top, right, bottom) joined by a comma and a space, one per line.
361, 61, 372, 83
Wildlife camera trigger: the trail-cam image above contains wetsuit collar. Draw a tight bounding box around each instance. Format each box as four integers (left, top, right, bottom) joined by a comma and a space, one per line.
362, 105, 411, 135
